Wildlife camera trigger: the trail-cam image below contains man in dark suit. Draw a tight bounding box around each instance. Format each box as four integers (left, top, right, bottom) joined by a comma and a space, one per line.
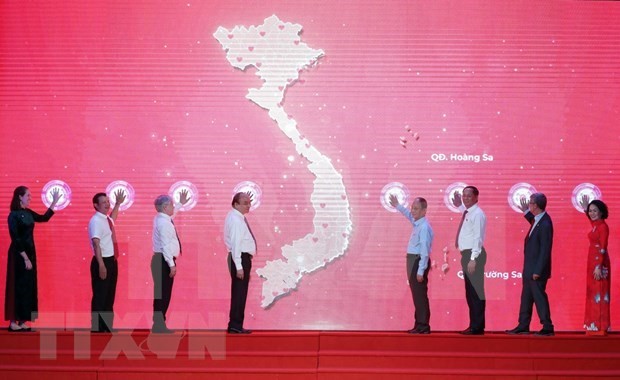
506, 193, 554, 336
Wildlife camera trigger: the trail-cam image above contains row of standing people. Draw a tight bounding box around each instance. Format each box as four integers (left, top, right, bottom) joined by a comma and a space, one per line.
4, 185, 610, 335
4, 186, 255, 334
390, 186, 611, 336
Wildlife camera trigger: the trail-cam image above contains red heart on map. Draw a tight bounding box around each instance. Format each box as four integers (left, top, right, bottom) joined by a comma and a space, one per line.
248, 46, 254, 51
256, 62, 262, 67
259, 31, 266, 37
341, 195, 347, 200
312, 237, 318, 243
322, 223, 329, 228
278, 86, 284, 91
236, 57, 243, 62
227, 34, 234, 39
278, 25, 285, 30
320, 203, 326, 208
294, 40, 300, 45
342, 233, 347, 238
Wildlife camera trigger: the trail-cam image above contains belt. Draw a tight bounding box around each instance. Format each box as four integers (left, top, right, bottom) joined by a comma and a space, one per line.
408, 253, 421, 258
154, 252, 176, 261
229, 252, 253, 258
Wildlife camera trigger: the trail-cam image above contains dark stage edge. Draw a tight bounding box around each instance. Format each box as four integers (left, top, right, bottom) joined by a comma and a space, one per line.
1, 330, 619, 379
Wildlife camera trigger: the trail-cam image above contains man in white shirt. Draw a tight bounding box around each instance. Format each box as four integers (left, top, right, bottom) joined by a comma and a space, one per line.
224, 192, 256, 334
88, 189, 125, 333
151, 191, 189, 334
390, 194, 434, 334
453, 186, 487, 335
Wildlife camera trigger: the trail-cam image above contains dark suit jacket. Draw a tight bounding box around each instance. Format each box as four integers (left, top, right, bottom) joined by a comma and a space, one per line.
523, 211, 553, 279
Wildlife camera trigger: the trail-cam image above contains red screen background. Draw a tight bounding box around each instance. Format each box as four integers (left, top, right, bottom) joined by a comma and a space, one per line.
1, 0, 619, 330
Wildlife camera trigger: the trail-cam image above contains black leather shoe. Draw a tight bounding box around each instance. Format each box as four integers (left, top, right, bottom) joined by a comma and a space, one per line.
91, 326, 117, 333
18, 323, 32, 332
506, 326, 530, 335
534, 329, 554, 336
460, 328, 484, 335
408, 328, 431, 335
227, 327, 252, 334
91, 328, 113, 333
151, 325, 174, 334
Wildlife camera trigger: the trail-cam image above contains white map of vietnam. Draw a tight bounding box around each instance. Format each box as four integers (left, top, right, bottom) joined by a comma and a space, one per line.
214, 15, 353, 308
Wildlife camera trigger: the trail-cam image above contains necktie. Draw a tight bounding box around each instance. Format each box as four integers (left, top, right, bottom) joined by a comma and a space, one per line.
455, 210, 468, 249
171, 219, 182, 255
526, 219, 535, 240
107, 217, 119, 259
245, 217, 257, 253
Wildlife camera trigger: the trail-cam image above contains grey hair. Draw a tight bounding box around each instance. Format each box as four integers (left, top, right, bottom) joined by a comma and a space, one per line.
530, 193, 547, 211
154, 194, 173, 212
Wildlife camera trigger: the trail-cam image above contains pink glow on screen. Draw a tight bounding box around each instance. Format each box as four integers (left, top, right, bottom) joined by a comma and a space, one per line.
0, 0, 619, 331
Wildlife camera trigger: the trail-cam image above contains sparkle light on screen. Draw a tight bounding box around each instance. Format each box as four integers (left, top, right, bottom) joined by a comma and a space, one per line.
0, 0, 619, 330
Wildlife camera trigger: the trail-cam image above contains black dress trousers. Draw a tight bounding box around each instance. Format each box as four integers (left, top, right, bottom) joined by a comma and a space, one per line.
151, 253, 175, 328
228, 252, 252, 330
460, 248, 486, 331
90, 256, 118, 332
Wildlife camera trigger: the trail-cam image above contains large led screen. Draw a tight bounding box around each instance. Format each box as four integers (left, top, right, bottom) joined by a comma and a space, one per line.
1, 0, 619, 331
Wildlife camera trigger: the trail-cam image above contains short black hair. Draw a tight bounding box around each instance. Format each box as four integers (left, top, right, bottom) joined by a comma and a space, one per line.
587, 199, 609, 220
231, 192, 248, 207
463, 186, 479, 196
531, 193, 547, 211
92, 192, 107, 210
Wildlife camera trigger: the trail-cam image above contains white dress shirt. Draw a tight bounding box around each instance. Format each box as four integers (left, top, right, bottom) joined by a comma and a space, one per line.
457, 203, 487, 260
152, 211, 181, 268
224, 208, 256, 270
526, 210, 546, 236
396, 204, 434, 276
88, 211, 115, 257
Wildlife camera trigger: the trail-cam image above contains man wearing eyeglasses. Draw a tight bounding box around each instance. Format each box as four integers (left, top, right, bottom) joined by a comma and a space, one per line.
151, 190, 190, 334
506, 193, 554, 336
390, 194, 434, 334
224, 192, 256, 334
452, 186, 487, 335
